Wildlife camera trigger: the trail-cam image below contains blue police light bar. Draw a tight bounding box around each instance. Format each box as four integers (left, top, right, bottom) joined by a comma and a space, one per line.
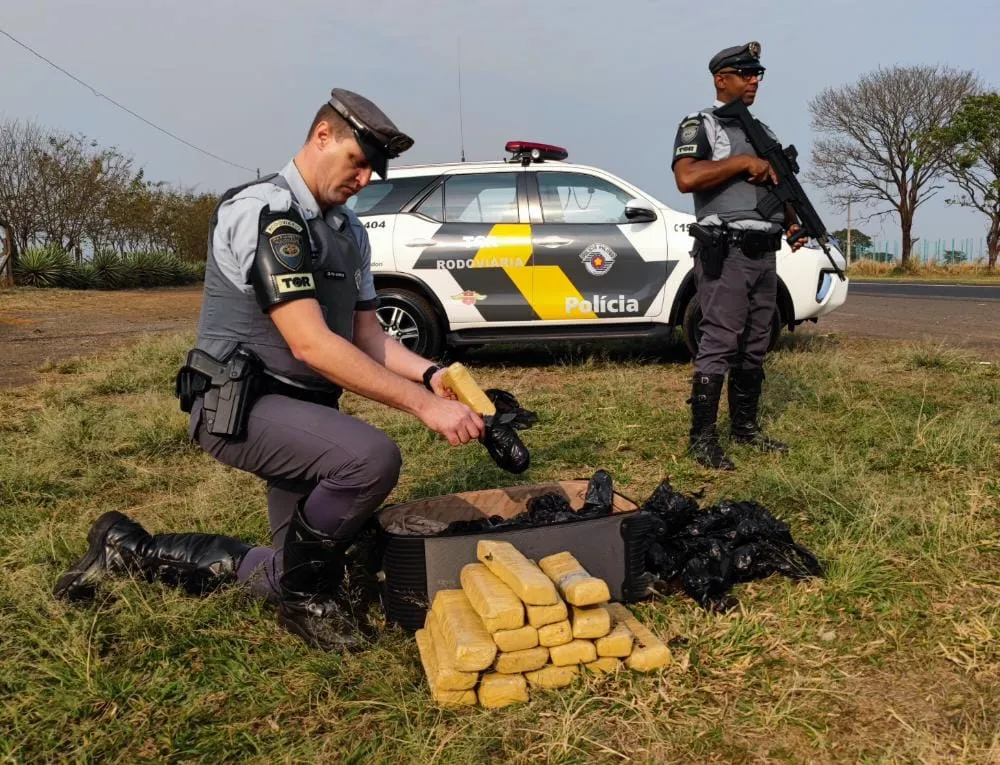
505, 141, 569, 162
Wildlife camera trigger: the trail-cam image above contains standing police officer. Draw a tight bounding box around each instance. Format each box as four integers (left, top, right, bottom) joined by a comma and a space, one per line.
672, 42, 806, 470
54, 88, 484, 651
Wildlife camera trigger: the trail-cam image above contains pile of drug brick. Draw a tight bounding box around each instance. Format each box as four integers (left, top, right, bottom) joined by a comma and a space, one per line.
415, 540, 671, 708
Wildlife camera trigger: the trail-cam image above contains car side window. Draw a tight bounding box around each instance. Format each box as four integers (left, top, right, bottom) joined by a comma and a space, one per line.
347, 176, 437, 215
439, 174, 519, 224
537, 172, 634, 224
415, 184, 444, 222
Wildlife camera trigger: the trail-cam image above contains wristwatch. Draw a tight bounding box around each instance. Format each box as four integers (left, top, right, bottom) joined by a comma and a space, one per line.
422, 364, 444, 391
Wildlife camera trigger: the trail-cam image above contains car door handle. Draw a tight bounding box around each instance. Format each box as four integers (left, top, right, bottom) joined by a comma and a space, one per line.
403, 238, 437, 247
534, 236, 573, 248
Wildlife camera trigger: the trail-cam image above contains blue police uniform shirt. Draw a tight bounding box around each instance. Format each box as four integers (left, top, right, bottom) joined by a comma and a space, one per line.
210, 159, 378, 306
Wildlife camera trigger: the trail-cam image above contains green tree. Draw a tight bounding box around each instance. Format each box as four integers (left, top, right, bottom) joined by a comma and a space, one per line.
830, 228, 872, 259
809, 66, 978, 267
926, 93, 1000, 269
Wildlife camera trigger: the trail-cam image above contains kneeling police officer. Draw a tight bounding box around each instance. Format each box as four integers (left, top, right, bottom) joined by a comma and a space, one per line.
55, 88, 484, 651
672, 42, 807, 470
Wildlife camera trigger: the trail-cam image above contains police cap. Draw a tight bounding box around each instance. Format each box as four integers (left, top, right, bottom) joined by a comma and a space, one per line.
327, 88, 414, 179
709, 41, 765, 74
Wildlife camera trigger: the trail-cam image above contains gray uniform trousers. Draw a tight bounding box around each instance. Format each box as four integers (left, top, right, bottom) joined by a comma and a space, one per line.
694, 244, 777, 376
190, 393, 402, 600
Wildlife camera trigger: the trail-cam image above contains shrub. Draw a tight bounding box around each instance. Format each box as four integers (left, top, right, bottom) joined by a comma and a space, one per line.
13, 246, 72, 287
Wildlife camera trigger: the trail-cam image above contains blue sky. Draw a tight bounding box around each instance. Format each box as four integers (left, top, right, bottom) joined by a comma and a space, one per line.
3, 0, 998, 247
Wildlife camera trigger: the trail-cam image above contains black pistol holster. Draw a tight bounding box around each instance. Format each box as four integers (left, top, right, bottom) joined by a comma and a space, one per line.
689, 222, 729, 280
175, 347, 262, 439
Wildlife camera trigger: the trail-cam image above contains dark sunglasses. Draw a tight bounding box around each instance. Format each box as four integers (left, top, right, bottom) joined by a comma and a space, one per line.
717, 68, 765, 81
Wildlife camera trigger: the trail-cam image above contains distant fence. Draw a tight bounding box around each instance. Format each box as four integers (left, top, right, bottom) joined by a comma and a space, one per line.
850, 238, 992, 265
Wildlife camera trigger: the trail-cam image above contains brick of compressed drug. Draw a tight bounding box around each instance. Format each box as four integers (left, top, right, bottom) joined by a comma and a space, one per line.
442, 363, 496, 416
478, 672, 529, 709
460, 563, 524, 632
584, 657, 622, 675
570, 603, 611, 640
538, 551, 611, 607
537, 620, 572, 647
431, 589, 497, 672
595, 621, 634, 658
477, 540, 559, 605
495, 646, 549, 674
524, 664, 579, 689
493, 624, 538, 653
424, 611, 479, 691
549, 639, 597, 667
415, 628, 477, 706
526, 600, 568, 628
606, 603, 671, 672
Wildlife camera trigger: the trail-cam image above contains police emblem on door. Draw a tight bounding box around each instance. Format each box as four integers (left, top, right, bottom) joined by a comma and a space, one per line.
580, 243, 617, 276
269, 233, 304, 270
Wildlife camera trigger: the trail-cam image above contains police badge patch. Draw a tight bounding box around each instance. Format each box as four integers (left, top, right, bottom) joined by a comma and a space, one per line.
680, 119, 700, 143
580, 243, 617, 276
269, 233, 304, 270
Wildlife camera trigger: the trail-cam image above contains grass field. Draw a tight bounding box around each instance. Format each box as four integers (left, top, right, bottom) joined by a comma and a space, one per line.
1, 332, 998, 763
847, 260, 1000, 283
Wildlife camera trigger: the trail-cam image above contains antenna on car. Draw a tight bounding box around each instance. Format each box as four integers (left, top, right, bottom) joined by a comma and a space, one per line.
457, 37, 466, 163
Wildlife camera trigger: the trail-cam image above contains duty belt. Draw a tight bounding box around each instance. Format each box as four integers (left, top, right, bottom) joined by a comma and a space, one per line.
704, 228, 783, 256
728, 228, 783, 256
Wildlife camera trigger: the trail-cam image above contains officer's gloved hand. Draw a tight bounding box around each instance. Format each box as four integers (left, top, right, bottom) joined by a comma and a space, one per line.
481, 389, 537, 474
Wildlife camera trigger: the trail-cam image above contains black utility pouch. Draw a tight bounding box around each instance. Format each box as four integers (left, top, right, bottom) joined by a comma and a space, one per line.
174, 347, 262, 439
689, 223, 728, 280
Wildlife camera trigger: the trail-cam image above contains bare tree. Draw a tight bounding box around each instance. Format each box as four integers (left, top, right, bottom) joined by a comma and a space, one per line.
809, 66, 978, 266
0, 119, 47, 265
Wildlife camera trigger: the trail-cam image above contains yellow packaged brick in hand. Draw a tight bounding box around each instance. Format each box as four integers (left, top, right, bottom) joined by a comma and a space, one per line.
415, 628, 478, 706
538, 551, 611, 606
441, 362, 496, 416
460, 563, 524, 632
478, 673, 529, 708
526, 600, 568, 628
537, 620, 573, 647
477, 540, 559, 605
524, 664, 579, 689
606, 603, 671, 672
431, 589, 497, 672
492, 624, 538, 653
570, 603, 611, 640
495, 646, 549, 674
549, 639, 597, 667
423, 610, 479, 691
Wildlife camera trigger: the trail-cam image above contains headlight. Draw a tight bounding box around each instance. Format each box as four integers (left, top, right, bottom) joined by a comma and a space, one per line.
816, 271, 834, 303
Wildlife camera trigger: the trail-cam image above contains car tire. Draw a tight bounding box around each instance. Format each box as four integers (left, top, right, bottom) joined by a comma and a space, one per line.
376, 287, 445, 359
681, 296, 782, 357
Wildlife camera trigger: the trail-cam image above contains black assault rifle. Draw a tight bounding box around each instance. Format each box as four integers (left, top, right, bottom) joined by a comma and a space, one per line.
714, 97, 846, 281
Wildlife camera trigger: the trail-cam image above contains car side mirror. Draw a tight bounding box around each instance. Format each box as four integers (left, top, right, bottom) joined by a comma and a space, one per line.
624, 201, 657, 223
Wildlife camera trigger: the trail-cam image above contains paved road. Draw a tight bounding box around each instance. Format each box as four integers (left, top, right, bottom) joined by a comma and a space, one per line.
803, 281, 1000, 360
850, 282, 1000, 301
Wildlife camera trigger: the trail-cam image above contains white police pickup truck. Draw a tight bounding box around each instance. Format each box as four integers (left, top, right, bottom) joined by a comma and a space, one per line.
347, 141, 848, 358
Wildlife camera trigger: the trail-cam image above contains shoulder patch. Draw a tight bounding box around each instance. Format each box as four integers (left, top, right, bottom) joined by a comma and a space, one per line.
264, 219, 306, 271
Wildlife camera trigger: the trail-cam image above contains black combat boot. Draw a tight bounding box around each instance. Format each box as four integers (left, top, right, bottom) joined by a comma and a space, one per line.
277, 504, 365, 652
728, 368, 789, 453
53, 511, 250, 601
688, 373, 735, 470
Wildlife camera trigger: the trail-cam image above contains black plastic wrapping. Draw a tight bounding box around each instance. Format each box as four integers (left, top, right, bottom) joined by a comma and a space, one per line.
642, 479, 823, 611
480, 388, 538, 474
